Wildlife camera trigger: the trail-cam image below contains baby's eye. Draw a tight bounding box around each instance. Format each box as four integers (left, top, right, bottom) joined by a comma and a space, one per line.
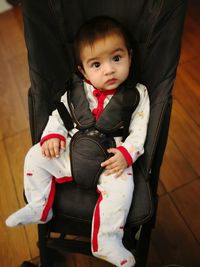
92, 62, 100, 68
113, 55, 121, 62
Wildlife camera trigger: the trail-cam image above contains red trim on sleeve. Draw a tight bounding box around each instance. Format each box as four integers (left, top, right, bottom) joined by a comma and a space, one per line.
40, 134, 66, 146
117, 146, 133, 167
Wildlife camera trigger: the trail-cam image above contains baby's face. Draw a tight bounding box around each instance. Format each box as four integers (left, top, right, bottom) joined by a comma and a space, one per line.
79, 33, 131, 91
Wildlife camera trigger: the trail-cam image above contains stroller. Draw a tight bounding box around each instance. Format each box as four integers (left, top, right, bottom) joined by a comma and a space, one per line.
19, 0, 186, 266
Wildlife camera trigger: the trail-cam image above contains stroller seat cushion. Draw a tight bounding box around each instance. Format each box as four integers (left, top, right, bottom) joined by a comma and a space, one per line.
53, 165, 153, 227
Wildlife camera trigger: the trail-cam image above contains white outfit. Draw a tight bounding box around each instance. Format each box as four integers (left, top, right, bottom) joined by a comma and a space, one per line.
6, 81, 150, 267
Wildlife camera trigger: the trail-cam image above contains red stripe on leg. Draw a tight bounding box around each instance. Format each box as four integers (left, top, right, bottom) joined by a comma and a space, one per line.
92, 190, 103, 252
40, 176, 73, 222
40, 177, 56, 222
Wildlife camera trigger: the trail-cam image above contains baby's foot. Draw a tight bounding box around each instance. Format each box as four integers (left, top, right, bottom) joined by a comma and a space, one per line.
92, 235, 135, 267
5, 205, 53, 227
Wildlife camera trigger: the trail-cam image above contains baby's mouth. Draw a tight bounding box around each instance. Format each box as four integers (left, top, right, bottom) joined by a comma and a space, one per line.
105, 78, 117, 85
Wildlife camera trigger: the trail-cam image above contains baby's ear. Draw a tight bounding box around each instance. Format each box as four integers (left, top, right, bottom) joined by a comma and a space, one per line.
78, 66, 87, 79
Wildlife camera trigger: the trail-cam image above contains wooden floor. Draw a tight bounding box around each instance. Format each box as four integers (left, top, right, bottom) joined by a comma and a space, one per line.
0, 2, 199, 267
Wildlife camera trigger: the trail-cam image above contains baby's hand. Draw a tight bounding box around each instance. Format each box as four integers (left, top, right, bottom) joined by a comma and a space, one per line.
101, 148, 127, 178
41, 138, 66, 158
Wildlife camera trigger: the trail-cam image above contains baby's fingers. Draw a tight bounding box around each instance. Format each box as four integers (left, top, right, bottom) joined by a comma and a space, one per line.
101, 157, 113, 167
41, 144, 51, 158
53, 142, 60, 158
41, 139, 61, 158
48, 142, 57, 158
60, 140, 66, 151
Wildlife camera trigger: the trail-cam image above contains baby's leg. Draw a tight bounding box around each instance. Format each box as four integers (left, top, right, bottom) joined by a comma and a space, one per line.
91, 167, 135, 267
6, 142, 72, 227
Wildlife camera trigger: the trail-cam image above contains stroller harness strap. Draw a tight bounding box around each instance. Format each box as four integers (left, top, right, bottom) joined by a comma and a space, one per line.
55, 75, 140, 189
67, 75, 140, 137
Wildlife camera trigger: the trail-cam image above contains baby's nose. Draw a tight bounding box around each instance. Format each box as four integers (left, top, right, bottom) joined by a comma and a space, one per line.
104, 63, 115, 75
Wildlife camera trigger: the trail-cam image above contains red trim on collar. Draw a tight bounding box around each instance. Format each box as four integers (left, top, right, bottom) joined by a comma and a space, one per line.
92, 88, 116, 120
85, 79, 117, 120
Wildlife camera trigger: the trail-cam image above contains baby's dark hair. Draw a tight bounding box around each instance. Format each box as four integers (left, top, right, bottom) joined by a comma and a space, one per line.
74, 16, 132, 67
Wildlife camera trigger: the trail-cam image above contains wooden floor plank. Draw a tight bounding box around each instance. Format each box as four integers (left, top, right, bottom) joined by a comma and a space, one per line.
151, 194, 200, 267
170, 179, 200, 243
0, 140, 31, 267
160, 136, 198, 192
157, 181, 166, 196
177, 57, 200, 101
0, 11, 29, 139
179, 11, 200, 64
12, 6, 24, 30
0, 9, 26, 61
174, 62, 200, 126
0, 53, 29, 139
5, 130, 38, 259
169, 99, 200, 176
8, 52, 30, 116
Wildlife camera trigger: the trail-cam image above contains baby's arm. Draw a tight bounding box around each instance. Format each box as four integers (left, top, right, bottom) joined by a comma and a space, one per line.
40, 92, 71, 158
41, 138, 66, 158
101, 84, 150, 177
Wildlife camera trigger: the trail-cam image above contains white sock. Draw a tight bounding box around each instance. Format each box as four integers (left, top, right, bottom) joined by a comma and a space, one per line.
92, 234, 136, 267
5, 205, 53, 227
